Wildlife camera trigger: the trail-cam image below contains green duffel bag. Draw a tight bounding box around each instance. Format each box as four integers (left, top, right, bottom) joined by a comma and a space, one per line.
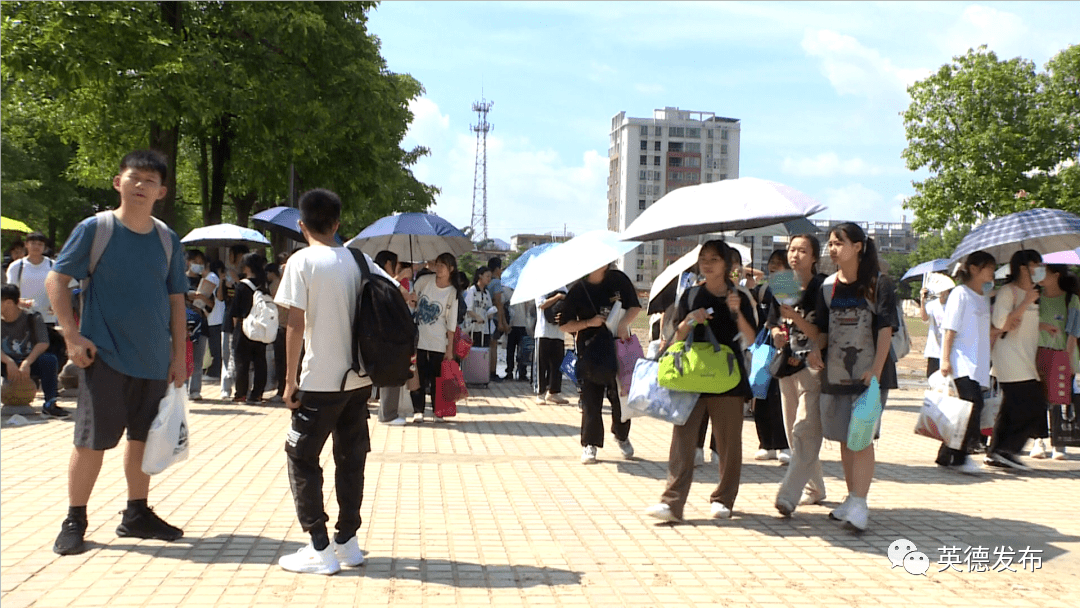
658, 323, 742, 394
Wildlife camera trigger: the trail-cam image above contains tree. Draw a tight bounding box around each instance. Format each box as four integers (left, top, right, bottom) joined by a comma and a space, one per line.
902, 45, 1080, 233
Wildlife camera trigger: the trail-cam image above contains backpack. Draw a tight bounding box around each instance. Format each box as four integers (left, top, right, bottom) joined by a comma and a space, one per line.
240, 279, 278, 343
821, 272, 909, 360
343, 248, 418, 389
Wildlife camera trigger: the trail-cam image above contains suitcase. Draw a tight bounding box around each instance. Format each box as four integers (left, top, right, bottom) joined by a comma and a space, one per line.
463, 346, 490, 387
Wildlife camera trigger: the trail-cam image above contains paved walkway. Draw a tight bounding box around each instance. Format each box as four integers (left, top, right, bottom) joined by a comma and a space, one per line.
2, 378, 1079, 607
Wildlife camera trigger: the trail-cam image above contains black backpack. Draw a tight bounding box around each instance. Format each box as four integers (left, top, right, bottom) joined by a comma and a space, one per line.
343, 249, 418, 389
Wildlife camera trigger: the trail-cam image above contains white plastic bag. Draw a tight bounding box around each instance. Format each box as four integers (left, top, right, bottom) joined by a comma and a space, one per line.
623, 358, 699, 425
980, 378, 1002, 436
915, 372, 972, 450
142, 385, 190, 475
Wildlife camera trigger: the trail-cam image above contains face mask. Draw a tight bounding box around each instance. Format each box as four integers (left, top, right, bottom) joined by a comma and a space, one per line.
189, 263, 204, 275
1031, 266, 1046, 283
982, 281, 994, 294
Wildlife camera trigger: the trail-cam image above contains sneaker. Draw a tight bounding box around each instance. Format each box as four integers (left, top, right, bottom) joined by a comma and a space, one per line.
1052, 449, 1067, 461
693, 448, 705, 467
412, 413, 424, 424
954, 457, 983, 475
332, 536, 364, 567
617, 438, 634, 459
434, 416, 445, 423
843, 497, 869, 532
53, 517, 87, 555
775, 498, 795, 518
644, 503, 680, 523
829, 495, 854, 521
268, 395, 285, 404
546, 392, 569, 405
581, 445, 598, 464
279, 543, 340, 575
384, 417, 407, 426
42, 400, 71, 419
754, 449, 776, 461
115, 505, 183, 541
535, 395, 548, 405
1030, 438, 1049, 459
777, 449, 791, 464
986, 451, 1031, 471
710, 502, 732, 519
799, 490, 826, 506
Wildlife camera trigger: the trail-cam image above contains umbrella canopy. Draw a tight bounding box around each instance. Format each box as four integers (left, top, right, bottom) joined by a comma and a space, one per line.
646, 242, 753, 314
621, 177, 827, 242
1042, 247, 1080, 265
509, 230, 640, 305
949, 208, 1080, 263
923, 273, 956, 296
346, 212, 472, 262
735, 217, 820, 239
1, 216, 34, 233
251, 206, 304, 242
500, 242, 561, 289
181, 224, 270, 248
900, 258, 952, 282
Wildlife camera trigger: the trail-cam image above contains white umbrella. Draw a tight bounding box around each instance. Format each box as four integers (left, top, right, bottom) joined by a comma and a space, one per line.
621, 177, 827, 241
923, 272, 956, 295
181, 224, 270, 248
509, 230, 640, 305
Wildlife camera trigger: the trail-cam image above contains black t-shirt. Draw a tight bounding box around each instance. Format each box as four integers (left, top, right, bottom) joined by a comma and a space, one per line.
673, 282, 755, 397
813, 274, 899, 392
561, 269, 640, 344
766, 273, 825, 373
231, 280, 258, 323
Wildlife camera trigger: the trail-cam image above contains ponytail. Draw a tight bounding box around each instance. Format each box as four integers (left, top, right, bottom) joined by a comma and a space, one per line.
829, 223, 880, 303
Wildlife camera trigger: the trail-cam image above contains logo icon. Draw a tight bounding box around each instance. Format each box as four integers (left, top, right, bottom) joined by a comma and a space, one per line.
889, 538, 928, 576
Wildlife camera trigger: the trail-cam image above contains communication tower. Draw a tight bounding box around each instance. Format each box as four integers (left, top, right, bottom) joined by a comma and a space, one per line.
470, 97, 493, 242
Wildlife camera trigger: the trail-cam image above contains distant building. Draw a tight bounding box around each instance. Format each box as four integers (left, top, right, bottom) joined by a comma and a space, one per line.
607, 107, 742, 289
511, 232, 574, 252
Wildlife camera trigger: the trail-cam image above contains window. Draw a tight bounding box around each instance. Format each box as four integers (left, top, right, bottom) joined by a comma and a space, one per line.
636, 259, 645, 269
668, 141, 683, 152
640, 126, 649, 136
707, 129, 714, 139
720, 173, 728, 180
639, 199, 646, 210
653, 156, 661, 166
705, 174, 713, 183
687, 128, 701, 138
638, 184, 646, 195
640, 140, 648, 151
668, 157, 682, 167
652, 185, 661, 195
721, 129, 729, 140
639, 154, 647, 165
686, 157, 700, 168
705, 143, 713, 155
720, 158, 727, 168
654, 126, 662, 136
685, 142, 700, 153
669, 127, 685, 137
636, 274, 644, 282
654, 141, 661, 151
720, 144, 728, 155
639, 170, 647, 180
651, 245, 659, 255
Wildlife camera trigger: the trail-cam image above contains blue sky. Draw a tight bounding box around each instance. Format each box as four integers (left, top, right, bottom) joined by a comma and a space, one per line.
368, 1, 1079, 242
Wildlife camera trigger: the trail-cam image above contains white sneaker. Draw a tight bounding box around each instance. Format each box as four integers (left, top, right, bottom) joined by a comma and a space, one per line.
412, 413, 424, 424
1052, 449, 1067, 461
279, 543, 340, 575
434, 416, 445, 423
581, 445, 598, 464
829, 495, 854, 521
332, 536, 364, 567
1030, 438, 1049, 459
778, 449, 792, 464
843, 497, 869, 532
644, 503, 680, 523
384, 417, 407, 426
955, 457, 983, 475
775, 497, 795, 518
693, 448, 705, 467
535, 395, 548, 405
617, 438, 634, 459
754, 449, 776, 461
710, 502, 732, 519
546, 392, 569, 405
799, 490, 826, 506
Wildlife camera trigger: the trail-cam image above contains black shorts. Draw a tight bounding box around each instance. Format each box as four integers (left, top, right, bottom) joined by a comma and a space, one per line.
74, 359, 169, 450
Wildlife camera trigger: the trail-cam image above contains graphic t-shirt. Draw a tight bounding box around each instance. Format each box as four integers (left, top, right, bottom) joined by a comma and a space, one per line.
1, 310, 47, 362
814, 274, 899, 394
1038, 292, 1080, 352
463, 284, 492, 335
413, 274, 458, 353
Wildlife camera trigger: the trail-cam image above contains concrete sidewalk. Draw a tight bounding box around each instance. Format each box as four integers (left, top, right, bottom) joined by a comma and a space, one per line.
2, 381, 1079, 607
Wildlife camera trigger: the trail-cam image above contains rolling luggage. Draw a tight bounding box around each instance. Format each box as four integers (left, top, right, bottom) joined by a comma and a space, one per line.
463, 346, 490, 387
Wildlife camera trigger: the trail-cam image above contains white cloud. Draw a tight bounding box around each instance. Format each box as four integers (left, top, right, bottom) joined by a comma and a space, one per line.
801, 29, 931, 102
815, 184, 907, 224
944, 5, 1030, 58
781, 153, 890, 177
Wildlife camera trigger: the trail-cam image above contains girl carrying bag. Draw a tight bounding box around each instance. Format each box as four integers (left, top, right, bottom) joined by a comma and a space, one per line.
915, 372, 973, 450
657, 322, 741, 394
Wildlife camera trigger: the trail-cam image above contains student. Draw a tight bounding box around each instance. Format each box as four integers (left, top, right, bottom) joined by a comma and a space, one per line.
752, 250, 791, 463
772, 234, 829, 516
219, 244, 250, 400
645, 240, 756, 522
810, 223, 898, 532
184, 249, 214, 401
204, 259, 227, 379
985, 250, 1044, 470
534, 288, 569, 405
937, 250, 997, 474
7, 232, 55, 326
507, 289, 535, 382
561, 263, 642, 464
410, 253, 459, 423
265, 262, 287, 403
1032, 264, 1080, 460
274, 189, 376, 575
463, 265, 494, 348
231, 252, 269, 404
374, 250, 408, 426
3, 240, 26, 274
486, 257, 508, 382
919, 283, 951, 378
2, 283, 66, 417
45, 149, 188, 555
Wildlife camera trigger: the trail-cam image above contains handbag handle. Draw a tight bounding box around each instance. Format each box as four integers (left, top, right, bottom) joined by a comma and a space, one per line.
682, 320, 724, 354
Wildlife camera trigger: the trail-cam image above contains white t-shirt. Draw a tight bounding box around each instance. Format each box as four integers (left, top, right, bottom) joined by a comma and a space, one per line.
274, 246, 371, 392
203, 272, 225, 326
413, 273, 458, 353
942, 284, 991, 388
923, 298, 945, 359
534, 288, 566, 340
6, 257, 55, 324
990, 283, 1040, 382
462, 284, 492, 335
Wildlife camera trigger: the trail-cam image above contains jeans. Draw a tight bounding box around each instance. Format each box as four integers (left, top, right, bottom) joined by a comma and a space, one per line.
580, 380, 629, 447
2, 352, 59, 403
233, 331, 267, 401
536, 337, 564, 395
410, 349, 444, 415
187, 335, 208, 398
505, 326, 527, 378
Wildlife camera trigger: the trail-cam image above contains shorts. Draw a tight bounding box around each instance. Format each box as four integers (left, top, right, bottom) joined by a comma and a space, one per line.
820, 389, 889, 443
74, 359, 169, 450
470, 331, 491, 348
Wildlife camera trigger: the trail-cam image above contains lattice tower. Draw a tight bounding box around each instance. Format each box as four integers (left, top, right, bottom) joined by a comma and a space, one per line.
470, 98, 493, 242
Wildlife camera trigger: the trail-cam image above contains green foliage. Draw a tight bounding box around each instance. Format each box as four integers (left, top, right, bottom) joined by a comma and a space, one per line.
908, 225, 971, 267
879, 252, 913, 298
902, 45, 1080, 233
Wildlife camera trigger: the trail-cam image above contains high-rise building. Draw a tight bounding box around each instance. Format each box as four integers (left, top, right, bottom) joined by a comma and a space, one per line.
607, 107, 741, 289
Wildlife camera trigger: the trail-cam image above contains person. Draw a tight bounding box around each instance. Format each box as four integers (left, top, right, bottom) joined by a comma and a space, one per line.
184, 249, 215, 401
373, 250, 409, 426
535, 288, 569, 405
204, 259, 226, 380
644, 240, 756, 522
772, 234, 829, 516
45, 149, 188, 556
507, 289, 535, 382
919, 282, 951, 378
559, 263, 641, 464
2, 283, 67, 417
265, 262, 287, 403
395, 261, 413, 291
3, 240, 26, 274
7, 232, 56, 325
486, 257, 509, 382
274, 188, 376, 575
1032, 264, 1080, 460
219, 244, 249, 400
463, 266, 494, 347
751, 250, 791, 463
810, 223, 898, 532
231, 252, 269, 404
410, 253, 459, 423
984, 250, 1044, 470
936, 250, 997, 475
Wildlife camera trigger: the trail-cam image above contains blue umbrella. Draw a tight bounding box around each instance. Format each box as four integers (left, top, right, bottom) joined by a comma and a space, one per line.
346, 212, 472, 262
949, 208, 1080, 263
500, 242, 561, 289
252, 206, 304, 242
900, 258, 951, 282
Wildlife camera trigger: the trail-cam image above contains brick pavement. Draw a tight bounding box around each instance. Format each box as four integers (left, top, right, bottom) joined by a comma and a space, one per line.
2, 376, 1079, 608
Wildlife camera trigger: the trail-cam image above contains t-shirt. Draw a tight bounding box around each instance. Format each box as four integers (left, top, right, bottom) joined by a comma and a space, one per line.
54, 214, 187, 380
274, 246, 371, 392
509, 289, 531, 329
206, 272, 226, 326
990, 284, 1040, 382
413, 274, 458, 353
814, 274, 899, 394
674, 282, 756, 398
1038, 292, 1080, 352
941, 284, 991, 388
487, 276, 505, 323
923, 298, 946, 360
560, 269, 641, 345
766, 273, 825, 375
535, 288, 567, 340
6, 257, 56, 324
1, 310, 47, 362
463, 284, 492, 335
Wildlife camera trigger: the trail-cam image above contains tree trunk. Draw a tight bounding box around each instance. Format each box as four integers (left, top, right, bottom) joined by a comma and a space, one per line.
198, 136, 210, 225
209, 115, 232, 225
233, 190, 258, 228
149, 1, 182, 227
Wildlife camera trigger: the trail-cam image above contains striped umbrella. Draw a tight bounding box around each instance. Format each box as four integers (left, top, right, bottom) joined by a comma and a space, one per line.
948, 208, 1080, 263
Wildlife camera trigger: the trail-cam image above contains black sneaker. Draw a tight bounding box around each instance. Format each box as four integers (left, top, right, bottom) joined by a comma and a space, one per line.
990, 451, 1032, 471
54, 517, 88, 555
42, 400, 71, 419
116, 506, 183, 541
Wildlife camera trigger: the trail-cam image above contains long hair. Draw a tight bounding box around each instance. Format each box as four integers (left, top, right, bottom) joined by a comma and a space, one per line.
1007, 249, 1042, 284
789, 234, 821, 275
435, 252, 460, 294
472, 265, 491, 288
956, 251, 996, 283
829, 223, 880, 303
1046, 264, 1079, 297
240, 252, 267, 290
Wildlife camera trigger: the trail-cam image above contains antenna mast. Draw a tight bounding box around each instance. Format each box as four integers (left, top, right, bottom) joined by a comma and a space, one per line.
470, 97, 493, 242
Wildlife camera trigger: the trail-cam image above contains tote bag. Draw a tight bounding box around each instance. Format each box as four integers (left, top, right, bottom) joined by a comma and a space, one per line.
915, 373, 972, 450
748, 327, 776, 400
847, 376, 882, 451
658, 324, 741, 394
615, 335, 645, 397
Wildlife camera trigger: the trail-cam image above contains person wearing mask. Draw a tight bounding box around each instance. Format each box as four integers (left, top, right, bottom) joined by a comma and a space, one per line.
752, 250, 791, 463
919, 283, 951, 378
219, 244, 250, 400
1032, 264, 1080, 460
410, 253, 459, 423
231, 252, 269, 404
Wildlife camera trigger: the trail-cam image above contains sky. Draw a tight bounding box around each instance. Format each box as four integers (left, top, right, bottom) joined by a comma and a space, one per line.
367, 1, 1080, 242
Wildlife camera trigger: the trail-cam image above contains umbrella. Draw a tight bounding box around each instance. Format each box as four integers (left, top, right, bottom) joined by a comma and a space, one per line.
181, 224, 270, 248
508, 230, 640, 305
900, 258, 951, 282
500, 242, 561, 289
1042, 247, 1080, 265
620, 177, 827, 242
346, 212, 472, 262
1, 216, 34, 234
251, 206, 304, 242
948, 208, 1080, 263
735, 217, 820, 239
646, 242, 753, 314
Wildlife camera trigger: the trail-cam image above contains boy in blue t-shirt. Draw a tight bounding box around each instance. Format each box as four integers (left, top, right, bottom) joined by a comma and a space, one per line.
46, 149, 189, 556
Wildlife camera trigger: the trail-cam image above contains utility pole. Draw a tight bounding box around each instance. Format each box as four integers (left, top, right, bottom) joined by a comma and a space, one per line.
470, 96, 493, 242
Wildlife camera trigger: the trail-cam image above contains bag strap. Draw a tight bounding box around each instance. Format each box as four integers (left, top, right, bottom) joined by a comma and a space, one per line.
88, 211, 172, 274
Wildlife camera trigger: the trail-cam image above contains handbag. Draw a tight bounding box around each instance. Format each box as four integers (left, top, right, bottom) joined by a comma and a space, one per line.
453, 327, 473, 360
405, 355, 420, 392
915, 373, 972, 450
624, 358, 700, 425
439, 359, 468, 404
657, 323, 741, 394
560, 350, 579, 386
748, 327, 775, 399
575, 325, 618, 385
615, 335, 645, 397
142, 386, 190, 475
847, 376, 882, 451
980, 378, 1002, 437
